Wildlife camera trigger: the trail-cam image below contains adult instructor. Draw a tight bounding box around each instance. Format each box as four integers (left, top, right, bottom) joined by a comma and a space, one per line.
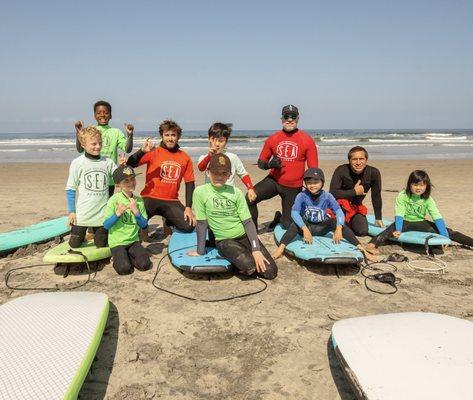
247, 105, 318, 229
329, 146, 383, 236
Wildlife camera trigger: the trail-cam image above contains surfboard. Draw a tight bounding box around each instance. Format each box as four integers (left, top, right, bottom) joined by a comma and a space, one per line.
0, 291, 109, 400
331, 312, 473, 400
366, 214, 451, 246
43, 240, 112, 264
273, 224, 364, 264
168, 230, 231, 273
0, 216, 70, 254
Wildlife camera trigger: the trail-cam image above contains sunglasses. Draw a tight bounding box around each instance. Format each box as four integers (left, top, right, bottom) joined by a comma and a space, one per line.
282, 114, 298, 121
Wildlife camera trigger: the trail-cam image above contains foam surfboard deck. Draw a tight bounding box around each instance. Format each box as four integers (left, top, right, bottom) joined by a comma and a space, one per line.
331, 312, 473, 400
273, 224, 364, 264
43, 240, 112, 264
366, 214, 451, 246
0, 292, 109, 400
0, 216, 70, 254
168, 230, 231, 273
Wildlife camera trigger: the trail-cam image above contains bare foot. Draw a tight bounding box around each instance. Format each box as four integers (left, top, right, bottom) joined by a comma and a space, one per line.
364, 243, 380, 255
272, 246, 285, 260
363, 249, 380, 263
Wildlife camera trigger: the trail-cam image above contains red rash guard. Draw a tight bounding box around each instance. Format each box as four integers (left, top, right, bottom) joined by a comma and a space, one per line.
259, 130, 318, 187
139, 147, 195, 201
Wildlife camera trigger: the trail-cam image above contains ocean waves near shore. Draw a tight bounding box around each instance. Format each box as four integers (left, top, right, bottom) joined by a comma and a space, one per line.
0, 129, 472, 163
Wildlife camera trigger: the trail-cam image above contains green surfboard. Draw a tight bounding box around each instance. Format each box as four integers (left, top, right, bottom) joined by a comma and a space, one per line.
43, 240, 112, 264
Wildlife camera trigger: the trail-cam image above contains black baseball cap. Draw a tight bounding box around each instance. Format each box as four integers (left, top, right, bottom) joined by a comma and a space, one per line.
303, 168, 325, 182
282, 104, 299, 117
113, 165, 139, 184
208, 153, 231, 174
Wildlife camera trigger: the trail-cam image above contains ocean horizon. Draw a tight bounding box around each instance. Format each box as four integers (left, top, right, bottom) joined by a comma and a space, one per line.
0, 128, 472, 163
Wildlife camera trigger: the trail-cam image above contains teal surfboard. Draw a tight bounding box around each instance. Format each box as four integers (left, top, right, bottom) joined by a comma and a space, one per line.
0, 216, 70, 254
0, 292, 109, 399
43, 240, 112, 264
366, 214, 451, 246
273, 224, 364, 264
168, 230, 231, 273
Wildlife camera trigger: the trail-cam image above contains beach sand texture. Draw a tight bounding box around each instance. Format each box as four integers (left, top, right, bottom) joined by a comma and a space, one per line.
1, 159, 473, 399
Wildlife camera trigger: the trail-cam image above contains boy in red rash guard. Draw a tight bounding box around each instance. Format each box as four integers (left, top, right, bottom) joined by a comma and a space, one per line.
126, 120, 196, 238
247, 105, 318, 229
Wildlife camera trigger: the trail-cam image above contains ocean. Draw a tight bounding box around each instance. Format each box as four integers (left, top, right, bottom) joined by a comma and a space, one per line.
0, 129, 472, 163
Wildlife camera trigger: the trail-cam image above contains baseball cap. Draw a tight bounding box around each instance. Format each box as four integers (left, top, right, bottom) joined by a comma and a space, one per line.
208, 153, 231, 174
303, 168, 325, 182
281, 104, 299, 117
113, 165, 138, 184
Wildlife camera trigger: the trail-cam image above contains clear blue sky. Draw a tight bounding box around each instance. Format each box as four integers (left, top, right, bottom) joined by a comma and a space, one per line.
1, 0, 472, 132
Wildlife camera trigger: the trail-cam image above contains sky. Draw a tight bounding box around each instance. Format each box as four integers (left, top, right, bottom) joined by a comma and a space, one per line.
0, 0, 472, 132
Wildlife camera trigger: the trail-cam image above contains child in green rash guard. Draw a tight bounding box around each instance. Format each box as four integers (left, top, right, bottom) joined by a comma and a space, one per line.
103, 165, 152, 275
368, 170, 473, 249
188, 153, 278, 280
66, 126, 116, 248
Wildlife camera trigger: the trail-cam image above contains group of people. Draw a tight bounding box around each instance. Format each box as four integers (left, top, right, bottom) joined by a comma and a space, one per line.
66, 101, 473, 277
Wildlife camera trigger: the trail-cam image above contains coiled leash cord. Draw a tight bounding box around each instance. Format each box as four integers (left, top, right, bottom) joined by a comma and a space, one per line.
151, 246, 268, 302
361, 260, 401, 295
4, 250, 95, 291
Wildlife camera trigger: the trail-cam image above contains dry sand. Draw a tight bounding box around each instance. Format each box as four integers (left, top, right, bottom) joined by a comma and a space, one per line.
1, 159, 473, 399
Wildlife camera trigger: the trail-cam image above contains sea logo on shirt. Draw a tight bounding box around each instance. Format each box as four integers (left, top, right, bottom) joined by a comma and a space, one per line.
160, 161, 181, 182
212, 197, 235, 216
304, 207, 325, 223
276, 141, 298, 161
84, 170, 108, 193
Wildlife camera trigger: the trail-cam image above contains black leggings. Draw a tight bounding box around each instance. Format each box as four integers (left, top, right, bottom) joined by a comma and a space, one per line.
216, 235, 278, 280
348, 213, 369, 236
280, 219, 360, 246
144, 198, 193, 233
246, 176, 301, 229
370, 220, 473, 247
69, 225, 108, 248
110, 242, 152, 275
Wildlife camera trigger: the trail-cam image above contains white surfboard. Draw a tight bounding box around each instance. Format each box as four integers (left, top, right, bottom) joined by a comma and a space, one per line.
331, 312, 473, 400
0, 292, 109, 400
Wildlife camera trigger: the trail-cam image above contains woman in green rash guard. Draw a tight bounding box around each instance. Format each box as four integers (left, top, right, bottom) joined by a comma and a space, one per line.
188, 153, 278, 280
367, 170, 473, 249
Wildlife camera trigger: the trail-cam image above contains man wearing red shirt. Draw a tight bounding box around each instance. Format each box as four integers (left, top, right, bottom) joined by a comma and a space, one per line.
127, 120, 196, 236
247, 105, 318, 229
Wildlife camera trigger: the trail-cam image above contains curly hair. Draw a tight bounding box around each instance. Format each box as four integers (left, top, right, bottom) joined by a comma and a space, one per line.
159, 120, 182, 137
78, 126, 102, 146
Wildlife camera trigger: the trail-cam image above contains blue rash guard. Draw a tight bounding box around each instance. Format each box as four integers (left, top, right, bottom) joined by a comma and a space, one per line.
291, 189, 345, 228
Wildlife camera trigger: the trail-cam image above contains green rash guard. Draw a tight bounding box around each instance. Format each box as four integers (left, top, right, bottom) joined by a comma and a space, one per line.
395, 190, 443, 222
97, 125, 128, 164
192, 183, 251, 241
104, 192, 147, 248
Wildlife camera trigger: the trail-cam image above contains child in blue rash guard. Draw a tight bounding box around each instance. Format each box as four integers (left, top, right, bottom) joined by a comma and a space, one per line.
272, 168, 379, 261
103, 165, 152, 275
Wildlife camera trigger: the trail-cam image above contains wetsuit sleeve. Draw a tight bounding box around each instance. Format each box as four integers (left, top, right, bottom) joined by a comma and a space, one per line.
135, 214, 148, 229
198, 153, 211, 171
371, 168, 383, 220
395, 216, 404, 232
329, 167, 356, 200
291, 193, 305, 228
242, 218, 261, 251
195, 220, 208, 255
257, 136, 273, 169
125, 133, 133, 153
185, 182, 195, 207
306, 136, 318, 168
241, 175, 254, 189
66, 189, 76, 213
434, 218, 449, 238
291, 210, 305, 229
103, 214, 119, 230
326, 193, 345, 226
126, 149, 146, 168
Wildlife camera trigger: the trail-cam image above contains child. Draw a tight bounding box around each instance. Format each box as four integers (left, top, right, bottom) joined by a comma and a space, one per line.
66, 126, 116, 248
103, 165, 152, 275
75, 100, 134, 195
368, 170, 473, 248
188, 153, 277, 280
197, 122, 256, 202
272, 168, 379, 261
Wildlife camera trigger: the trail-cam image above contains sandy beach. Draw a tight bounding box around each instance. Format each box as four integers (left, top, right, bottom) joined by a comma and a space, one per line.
1, 159, 473, 399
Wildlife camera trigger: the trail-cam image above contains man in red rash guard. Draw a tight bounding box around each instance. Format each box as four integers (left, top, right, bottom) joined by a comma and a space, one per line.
126, 120, 196, 238
247, 105, 318, 229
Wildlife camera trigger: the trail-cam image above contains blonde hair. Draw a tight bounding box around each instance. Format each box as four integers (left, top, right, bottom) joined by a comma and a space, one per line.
78, 126, 102, 146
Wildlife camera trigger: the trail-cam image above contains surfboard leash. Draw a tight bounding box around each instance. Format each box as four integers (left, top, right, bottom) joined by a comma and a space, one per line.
151, 246, 268, 302
360, 261, 401, 295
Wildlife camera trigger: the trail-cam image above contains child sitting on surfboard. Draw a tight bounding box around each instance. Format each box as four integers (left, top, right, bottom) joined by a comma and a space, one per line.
103, 165, 152, 275
367, 170, 473, 249
197, 122, 257, 202
272, 168, 379, 261
74, 100, 134, 196
66, 126, 116, 248
188, 153, 278, 280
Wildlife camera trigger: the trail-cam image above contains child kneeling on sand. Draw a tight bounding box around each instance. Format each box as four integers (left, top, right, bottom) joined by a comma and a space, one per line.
272, 168, 379, 261
66, 126, 116, 248
103, 165, 152, 275
188, 153, 277, 280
